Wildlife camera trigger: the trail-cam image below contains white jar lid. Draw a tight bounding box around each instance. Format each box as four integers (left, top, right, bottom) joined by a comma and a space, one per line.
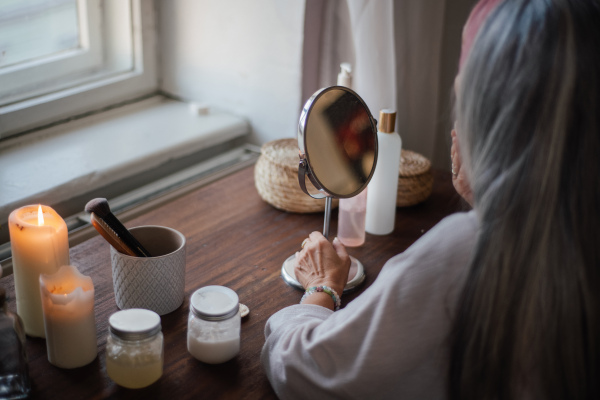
190, 286, 239, 321
109, 308, 161, 340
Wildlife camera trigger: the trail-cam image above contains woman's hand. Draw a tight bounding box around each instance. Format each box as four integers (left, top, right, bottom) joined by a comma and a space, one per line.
451, 129, 474, 206
294, 232, 350, 298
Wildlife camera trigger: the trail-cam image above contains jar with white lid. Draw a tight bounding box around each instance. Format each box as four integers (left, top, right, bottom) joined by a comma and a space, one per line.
187, 286, 240, 364
106, 308, 163, 389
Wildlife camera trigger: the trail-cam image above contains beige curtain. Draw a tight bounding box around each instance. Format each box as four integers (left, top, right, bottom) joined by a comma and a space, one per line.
302, 0, 475, 169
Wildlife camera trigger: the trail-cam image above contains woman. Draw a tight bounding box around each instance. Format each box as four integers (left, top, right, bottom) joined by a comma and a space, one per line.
261, 0, 600, 399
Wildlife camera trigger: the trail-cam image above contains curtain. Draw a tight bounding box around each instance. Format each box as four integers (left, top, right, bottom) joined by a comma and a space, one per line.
303, 0, 475, 169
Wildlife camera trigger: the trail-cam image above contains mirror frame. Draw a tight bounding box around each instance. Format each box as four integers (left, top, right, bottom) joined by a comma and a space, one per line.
297, 85, 378, 199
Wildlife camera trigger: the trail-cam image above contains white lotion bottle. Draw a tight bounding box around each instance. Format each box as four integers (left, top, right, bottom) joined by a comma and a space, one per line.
336, 63, 368, 247
365, 110, 401, 235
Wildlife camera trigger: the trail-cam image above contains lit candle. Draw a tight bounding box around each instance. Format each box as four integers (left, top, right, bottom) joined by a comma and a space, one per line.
39, 265, 97, 368
8, 205, 70, 337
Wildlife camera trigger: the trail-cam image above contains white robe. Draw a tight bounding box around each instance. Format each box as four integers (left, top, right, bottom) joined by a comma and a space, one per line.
261, 211, 478, 399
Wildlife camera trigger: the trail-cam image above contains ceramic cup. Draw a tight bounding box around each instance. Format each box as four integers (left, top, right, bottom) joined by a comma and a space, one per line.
110, 225, 186, 315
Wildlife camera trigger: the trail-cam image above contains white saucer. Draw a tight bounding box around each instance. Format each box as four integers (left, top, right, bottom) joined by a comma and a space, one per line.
280, 254, 365, 293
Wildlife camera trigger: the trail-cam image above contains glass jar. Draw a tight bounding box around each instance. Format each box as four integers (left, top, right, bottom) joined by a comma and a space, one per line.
0, 286, 31, 399
105, 308, 163, 389
187, 286, 240, 364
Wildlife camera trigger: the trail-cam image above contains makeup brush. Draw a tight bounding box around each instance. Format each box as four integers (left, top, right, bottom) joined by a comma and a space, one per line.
89, 213, 137, 257
85, 198, 152, 257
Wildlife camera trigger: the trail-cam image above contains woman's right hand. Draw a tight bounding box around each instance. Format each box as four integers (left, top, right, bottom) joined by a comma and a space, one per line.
294, 232, 350, 298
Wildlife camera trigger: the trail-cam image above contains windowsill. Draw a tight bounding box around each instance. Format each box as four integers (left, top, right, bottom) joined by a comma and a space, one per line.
0, 95, 250, 243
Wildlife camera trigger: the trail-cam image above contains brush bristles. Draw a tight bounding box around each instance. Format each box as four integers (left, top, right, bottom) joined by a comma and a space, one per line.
85, 198, 112, 218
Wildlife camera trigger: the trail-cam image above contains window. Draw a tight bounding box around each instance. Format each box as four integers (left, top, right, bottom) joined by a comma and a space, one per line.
0, 0, 81, 68
0, 0, 157, 139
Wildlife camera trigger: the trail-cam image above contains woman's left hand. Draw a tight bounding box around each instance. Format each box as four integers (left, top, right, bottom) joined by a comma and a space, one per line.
294, 232, 350, 297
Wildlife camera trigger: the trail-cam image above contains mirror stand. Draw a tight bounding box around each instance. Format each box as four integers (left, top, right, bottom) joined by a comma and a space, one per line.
280, 255, 365, 293
280, 85, 376, 295
323, 196, 332, 239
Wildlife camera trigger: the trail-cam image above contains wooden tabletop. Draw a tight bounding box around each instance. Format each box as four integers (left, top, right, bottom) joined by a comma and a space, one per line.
0, 164, 466, 399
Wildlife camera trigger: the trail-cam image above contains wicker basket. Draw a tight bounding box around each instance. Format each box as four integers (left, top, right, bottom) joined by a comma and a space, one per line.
254, 138, 338, 213
396, 149, 433, 207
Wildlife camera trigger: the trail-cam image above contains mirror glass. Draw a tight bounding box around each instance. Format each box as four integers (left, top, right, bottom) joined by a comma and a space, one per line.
299, 86, 377, 198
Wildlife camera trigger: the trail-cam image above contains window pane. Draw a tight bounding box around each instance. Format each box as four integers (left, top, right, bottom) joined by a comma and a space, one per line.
0, 0, 79, 68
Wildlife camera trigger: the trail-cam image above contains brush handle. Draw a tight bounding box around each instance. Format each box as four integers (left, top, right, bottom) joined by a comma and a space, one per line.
91, 214, 137, 256
101, 213, 152, 257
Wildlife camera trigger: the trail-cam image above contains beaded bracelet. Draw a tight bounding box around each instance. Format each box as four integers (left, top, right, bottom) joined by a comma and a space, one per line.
300, 286, 341, 311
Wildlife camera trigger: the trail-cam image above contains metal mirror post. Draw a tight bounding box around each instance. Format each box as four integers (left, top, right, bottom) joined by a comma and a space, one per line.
281, 86, 378, 293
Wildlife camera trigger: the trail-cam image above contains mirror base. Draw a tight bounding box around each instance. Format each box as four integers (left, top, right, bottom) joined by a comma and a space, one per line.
280, 254, 366, 294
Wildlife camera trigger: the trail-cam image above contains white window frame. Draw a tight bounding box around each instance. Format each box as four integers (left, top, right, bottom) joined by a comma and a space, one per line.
0, 0, 157, 139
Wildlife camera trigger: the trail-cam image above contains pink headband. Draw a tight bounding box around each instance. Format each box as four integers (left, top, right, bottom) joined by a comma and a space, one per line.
459, 0, 503, 70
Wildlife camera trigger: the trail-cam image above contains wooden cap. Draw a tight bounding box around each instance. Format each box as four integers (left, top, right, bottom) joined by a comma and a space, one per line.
378, 109, 396, 133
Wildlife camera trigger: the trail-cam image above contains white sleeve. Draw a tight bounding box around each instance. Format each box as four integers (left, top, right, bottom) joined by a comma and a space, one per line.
260, 211, 478, 400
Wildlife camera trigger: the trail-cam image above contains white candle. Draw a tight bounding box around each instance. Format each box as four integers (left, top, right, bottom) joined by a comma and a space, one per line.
9, 205, 70, 337
39, 265, 97, 368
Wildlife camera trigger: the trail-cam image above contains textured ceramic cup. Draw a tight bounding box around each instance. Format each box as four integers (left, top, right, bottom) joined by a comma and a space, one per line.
110, 225, 186, 315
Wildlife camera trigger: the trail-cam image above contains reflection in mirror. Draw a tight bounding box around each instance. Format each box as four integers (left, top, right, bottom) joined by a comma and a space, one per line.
300, 86, 377, 198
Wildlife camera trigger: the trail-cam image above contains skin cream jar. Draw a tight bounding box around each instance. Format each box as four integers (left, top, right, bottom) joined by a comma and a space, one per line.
187, 286, 240, 364
106, 308, 163, 389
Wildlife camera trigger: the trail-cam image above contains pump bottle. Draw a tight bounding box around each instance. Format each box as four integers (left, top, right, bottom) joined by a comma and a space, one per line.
336, 63, 368, 247
365, 110, 401, 235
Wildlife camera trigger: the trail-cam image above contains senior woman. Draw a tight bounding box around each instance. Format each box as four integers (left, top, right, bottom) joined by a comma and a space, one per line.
261, 0, 600, 399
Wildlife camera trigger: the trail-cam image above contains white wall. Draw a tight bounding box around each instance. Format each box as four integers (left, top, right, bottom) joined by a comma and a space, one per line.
158, 0, 306, 145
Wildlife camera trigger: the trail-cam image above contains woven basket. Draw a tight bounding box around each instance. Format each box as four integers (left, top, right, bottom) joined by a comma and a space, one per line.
396, 149, 433, 207
254, 138, 338, 213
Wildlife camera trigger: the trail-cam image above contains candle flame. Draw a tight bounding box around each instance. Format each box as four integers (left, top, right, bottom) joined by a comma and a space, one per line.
38, 205, 44, 226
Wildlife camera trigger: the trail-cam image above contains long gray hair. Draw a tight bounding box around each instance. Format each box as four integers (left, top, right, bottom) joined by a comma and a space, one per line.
450, 0, 600, 399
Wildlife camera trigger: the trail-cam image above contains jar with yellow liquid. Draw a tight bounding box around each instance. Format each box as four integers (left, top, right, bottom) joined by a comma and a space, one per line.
105, 309, 163, 389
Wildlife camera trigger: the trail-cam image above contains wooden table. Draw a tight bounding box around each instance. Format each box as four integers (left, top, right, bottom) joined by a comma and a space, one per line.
0, 165, 465, 399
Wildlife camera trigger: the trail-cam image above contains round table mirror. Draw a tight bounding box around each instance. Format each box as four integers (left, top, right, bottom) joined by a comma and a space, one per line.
281, 86, 378, 293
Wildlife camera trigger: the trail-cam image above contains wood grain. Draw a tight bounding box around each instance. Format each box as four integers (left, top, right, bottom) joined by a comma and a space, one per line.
0, 165, 466, 399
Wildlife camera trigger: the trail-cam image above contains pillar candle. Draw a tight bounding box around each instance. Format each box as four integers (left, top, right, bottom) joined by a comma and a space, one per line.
39, 265, 97, 368
8, 205, 70, 337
